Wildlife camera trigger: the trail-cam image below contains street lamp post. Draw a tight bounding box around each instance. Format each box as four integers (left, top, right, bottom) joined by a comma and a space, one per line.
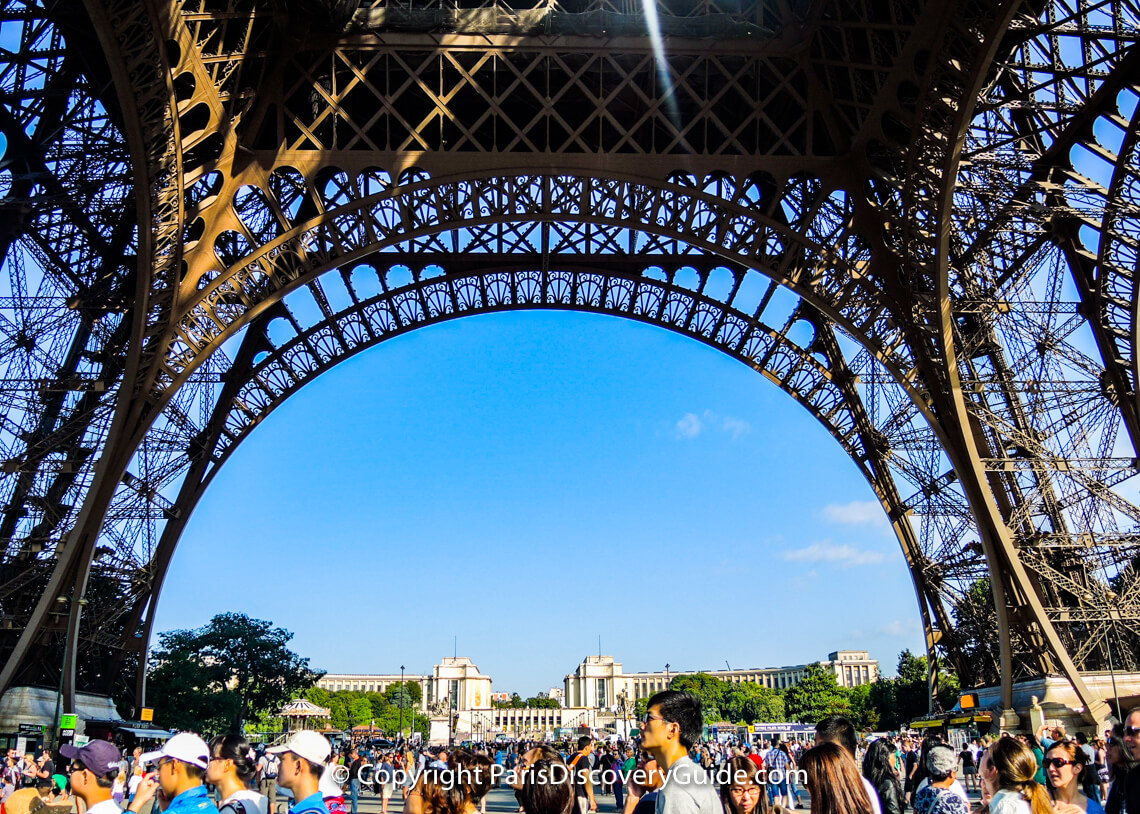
1104, 593, 1123, 722
665, 664, 670, 688
399, 666, 405, 740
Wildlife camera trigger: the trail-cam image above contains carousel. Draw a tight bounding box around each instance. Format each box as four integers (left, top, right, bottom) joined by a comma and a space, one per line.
277, 698, 332, 731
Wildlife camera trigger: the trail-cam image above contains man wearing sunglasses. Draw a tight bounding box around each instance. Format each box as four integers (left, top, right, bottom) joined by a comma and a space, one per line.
59, 741, 122, 814
1107, 708, 1140, 814
639, 691, 719, 814
128, 733, 219, 814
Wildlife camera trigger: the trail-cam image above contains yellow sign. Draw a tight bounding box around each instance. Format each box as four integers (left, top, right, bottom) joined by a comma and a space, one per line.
911, 719, 944, 729
948, 716, 972, 725
140, 708, 154, 722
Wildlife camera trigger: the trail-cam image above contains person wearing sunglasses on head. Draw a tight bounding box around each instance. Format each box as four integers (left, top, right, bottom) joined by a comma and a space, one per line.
58, 740, 123, 814
1044, 740, 1103, 814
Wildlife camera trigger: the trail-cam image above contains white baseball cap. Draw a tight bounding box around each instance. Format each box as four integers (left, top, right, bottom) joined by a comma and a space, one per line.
268, 731, 331, 767
139, 733, 210, 770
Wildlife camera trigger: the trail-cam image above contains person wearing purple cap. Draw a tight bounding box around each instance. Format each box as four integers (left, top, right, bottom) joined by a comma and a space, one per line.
60, 740, 123, 814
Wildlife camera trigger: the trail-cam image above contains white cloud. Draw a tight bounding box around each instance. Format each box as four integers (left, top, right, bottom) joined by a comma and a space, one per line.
719, 415, 752, 440
780, 540, 886, 567
673, 410, 751, 440
822, 500, 888, 527
675, 413, 703, 439
877, 619, 923, 637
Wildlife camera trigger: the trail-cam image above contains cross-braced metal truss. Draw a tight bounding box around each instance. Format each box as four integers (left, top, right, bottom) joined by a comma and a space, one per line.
2, 0, 1140, 720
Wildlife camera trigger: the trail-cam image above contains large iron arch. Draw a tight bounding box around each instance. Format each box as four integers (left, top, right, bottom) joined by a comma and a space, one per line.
121, 256, 951, 711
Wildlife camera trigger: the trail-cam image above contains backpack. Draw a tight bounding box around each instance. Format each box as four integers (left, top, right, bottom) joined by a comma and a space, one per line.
221, 799, 261, 814
568, 754, 589, 798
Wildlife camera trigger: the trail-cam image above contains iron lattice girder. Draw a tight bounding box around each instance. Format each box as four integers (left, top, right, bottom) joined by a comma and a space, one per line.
4, 0, 1140, 714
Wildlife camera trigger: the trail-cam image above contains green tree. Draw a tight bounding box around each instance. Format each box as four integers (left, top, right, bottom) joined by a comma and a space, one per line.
305, 687, 333, 708
634, 698, 649, 722
524, 697, 560, 708
867, 677, 899, 730
846, 683, 879, 730
147, 613, 322, 733
348, 695, 373, 727
951, 578, 1001, 687
893, 649, 959, 721
783, 663, 850, 723
384, 681, 422, 708
327, 693, 351, 730
721, 683, 785, 724
669, 673, 725, 722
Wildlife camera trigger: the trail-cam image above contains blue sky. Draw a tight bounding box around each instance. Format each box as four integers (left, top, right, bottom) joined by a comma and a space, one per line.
153, 310, 925, 695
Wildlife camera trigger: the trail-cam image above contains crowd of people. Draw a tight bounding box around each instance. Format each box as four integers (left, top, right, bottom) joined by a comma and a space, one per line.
1, 692, 1139, 814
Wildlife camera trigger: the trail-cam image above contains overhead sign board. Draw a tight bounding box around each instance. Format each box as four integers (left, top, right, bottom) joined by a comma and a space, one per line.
59, 714, 78, 730
752, 723, 814, 734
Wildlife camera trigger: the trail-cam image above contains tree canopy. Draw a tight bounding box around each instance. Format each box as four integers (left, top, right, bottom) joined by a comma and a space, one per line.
147, 612, 322, 733
783, 663, 850, 723
303, 684, 428, 736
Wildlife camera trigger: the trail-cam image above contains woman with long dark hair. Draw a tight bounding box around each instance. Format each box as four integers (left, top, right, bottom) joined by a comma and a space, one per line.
800, 742, 873, 814
719, 756, 770, 814
862, 740, 903, 814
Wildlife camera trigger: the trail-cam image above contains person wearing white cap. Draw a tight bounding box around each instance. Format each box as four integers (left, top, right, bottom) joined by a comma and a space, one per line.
268, 732, 332, 814
126, 733, 220, 814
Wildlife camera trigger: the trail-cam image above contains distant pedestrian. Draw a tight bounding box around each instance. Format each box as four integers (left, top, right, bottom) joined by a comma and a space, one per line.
347, 750, 362, 814
569, 737, 597, 814
258, 751, 281, 814
763, 741, 789, 809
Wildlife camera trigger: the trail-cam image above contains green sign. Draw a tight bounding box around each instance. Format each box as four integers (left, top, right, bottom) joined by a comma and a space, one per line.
59, 714, 78, 730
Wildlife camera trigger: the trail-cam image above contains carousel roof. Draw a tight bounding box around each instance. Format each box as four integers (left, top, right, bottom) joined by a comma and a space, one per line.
278, 699, 331, 717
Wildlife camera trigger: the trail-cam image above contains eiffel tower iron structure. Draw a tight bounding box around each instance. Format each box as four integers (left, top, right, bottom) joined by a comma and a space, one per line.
2, 0, 1140, 722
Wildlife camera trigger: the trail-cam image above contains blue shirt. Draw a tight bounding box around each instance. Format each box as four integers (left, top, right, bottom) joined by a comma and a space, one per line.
290, 792, 330, 814
167, 785, 221, 814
